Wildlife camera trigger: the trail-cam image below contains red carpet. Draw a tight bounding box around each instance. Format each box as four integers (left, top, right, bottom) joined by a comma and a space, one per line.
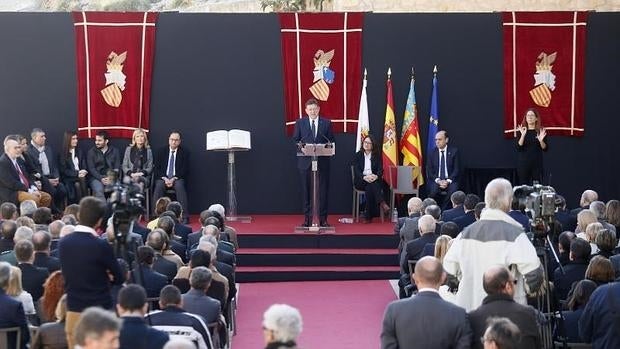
232, 280, 397, 348
186, 214, 394, 235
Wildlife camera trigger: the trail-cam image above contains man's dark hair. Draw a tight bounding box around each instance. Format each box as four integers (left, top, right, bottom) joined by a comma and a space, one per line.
422, 198, 437, 210
146, 229, 168, 252
555, 194, 567, 209
118, 284, 147, 311
169, 130, 182, 139
474, 202, 486, 219
484, 317, 521, 349
511, 198, 526, 211
425, 205, 441, 220
1, 220, 17, 240
32, 207, 53, 225
570, 238, 592, 261
157, 215, 175, 236
137, 245, 155, 265
189, 266, 212, 291
305, 98, 319, 107
464, 194, 481, 211
189, 249, 211, 268
159, 285, 182, 307
566, 279, 597, 311
14, 239, 34, 263
450, 191, 466, 206
95, 130, 109, 141
558, 231, 576, 252
32, 230, 51, 251
78, 197, 107, 228
208, 211, 225, 230
0, 202, 17, 220
166, 202, 183, 220
440, 221, 460, 239
482, 266, 511, 295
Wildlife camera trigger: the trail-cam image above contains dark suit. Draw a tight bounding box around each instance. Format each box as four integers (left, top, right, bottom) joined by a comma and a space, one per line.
119, 316, 169, 349
0, 289, 30, 349
0, 154, 32, 204
152, 146, 190, 220
131, 266, 169, 299
402, 234, 439, 274
509, 210, 531, 232
214, 261, 236, 302
555, 209, 577, 232
153, 254, 178, 282
18, 262, 49, 301
441, 205, 465, 223
352, 151, 387, 220
292, 116, 335, 223
174, 222, 192, 245
33, 252, 61, 273
60, 149, 88, 204
381, 290, 472, 349
425, 146, 460, 209
553, 261, 588, 303
182, 289, 221, 324
26, 144, 67, 212
469, 293, 541, 349
452, 211, 476, 233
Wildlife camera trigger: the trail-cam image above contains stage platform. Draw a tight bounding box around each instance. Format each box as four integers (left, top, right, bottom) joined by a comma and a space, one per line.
185, 214, 401, 282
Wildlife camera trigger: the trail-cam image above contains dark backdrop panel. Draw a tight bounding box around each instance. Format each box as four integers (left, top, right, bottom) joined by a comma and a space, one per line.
0, 12, 618, 214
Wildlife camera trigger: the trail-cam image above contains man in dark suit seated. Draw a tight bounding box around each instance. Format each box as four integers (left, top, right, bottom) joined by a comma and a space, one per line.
15, 239, 49, 302
32, 230, 60, 273
555, 195, 577, 232
116, 284, 169, 349
508, 199, 531, 232
469, 266, 541, 349
146, 230, 179, 282
152, 131, 190, 224
395, 197, 423, 235
401, 215, 439, 276
441, 190, 466, 222
553, 238, 590, 304
157, 215, 187, 266
26, 128, 67, 214
425, 130, 461, 210
182, 266, 221, 324
0, 220, 17, 254
381, 256, 472, 348
452, 194, 480, 233
131, 246, 169, 299
167, 201, 192, 244
0, 261, 30, 349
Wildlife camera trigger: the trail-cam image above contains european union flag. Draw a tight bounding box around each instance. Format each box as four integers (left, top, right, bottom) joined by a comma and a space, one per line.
426, 73, 439, 156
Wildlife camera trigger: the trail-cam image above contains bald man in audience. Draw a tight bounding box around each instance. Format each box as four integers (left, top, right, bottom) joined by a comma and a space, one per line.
381, 256, 472, 349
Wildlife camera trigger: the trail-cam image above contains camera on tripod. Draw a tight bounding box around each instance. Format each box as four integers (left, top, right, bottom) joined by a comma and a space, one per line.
105, 170, 145, 248
513, 183, 559, 242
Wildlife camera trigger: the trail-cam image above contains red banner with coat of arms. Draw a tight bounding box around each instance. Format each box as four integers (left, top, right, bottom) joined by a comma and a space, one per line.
503, 12, 588, 137
73, 12, 158, 139
279, 13, 363, 135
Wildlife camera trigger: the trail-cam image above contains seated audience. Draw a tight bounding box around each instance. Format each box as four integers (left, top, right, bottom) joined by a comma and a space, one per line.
575, 209, 597, 235
182, 266, 221, 324
59, 131, 88, 205
15, 239, 49, 302
474, 202, 485, 220
589, 200, 616, 234
131, 246, 169, 299
168, 201, 192, 244
580, 222, 603, 254
31, 294, 68, 349
145, 285, 213, 349
208, 203, 239, 250
585, 255, 615, 287
157, 215, 187, 265
469, 266, 540, 349
594, 228, 616, 258
452, 194, 480, 233
0, 219, 17, 254
508, 199, 530, 232
579, 281, 620, 348
554, 238, 590, 304
401, 215, 438, 275
146, 229, 179, 281
39, 270, 64, 324
571, 190, 598, 217
441, 191, 466, 222
397, 197, 423, 250
0, 201, 18, 221
0, 225, 33, 265
556, 231, 576, 267
262, 303, 303, 349
481, 317, 522, 349
116, 284, 169, 349
381, 256, 472, 348
19, 200, 38, 218
6, 265, 36, 316
0, 261, 30, 349
147, 196, 172, 230
86, 130, 121, 200
32, 230, 60, 273
73, 307, 121, 349
554, 279, 597, 343
554, 195, 577, 232
439, 221, 459, 239
605, 199, 620, 238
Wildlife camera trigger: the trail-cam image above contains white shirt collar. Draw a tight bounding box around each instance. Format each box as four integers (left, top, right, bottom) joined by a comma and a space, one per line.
417, 287, 440, 294
75, 224, 98, 237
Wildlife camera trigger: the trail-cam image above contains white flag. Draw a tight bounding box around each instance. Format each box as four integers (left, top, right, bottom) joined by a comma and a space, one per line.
355, 72, 369, 152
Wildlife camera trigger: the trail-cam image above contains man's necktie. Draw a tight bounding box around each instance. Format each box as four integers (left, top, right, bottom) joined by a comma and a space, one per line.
167, 151, 175, 178
15, 162, 30, 187
311, 120, 317, 141
439, 150, 447, 180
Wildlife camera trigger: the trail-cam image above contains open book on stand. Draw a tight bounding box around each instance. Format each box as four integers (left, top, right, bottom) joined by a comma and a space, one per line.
206, 129, 251, 150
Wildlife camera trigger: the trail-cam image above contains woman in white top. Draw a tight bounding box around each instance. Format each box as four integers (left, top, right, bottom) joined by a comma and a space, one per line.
6, 266, 36, 315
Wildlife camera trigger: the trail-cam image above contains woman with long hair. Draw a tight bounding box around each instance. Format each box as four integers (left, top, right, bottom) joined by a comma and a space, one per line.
122, 128, 153, 191
605, 200, 620, 235
555, 279, 597, 343
6, 266, 36, 316
59, 131, 88, 204
39, 271, 64, 324
32, 294, 68, 349
516, 108, 548, 185
351, 134, 390, 223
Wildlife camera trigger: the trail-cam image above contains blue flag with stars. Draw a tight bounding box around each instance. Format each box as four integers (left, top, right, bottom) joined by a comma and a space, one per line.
426, 74, 439, 157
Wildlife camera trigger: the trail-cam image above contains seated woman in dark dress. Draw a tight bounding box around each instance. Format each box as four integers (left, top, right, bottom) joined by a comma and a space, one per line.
352, 134, 389, 223
59, 131, 88, 204
122, 128, 153, 191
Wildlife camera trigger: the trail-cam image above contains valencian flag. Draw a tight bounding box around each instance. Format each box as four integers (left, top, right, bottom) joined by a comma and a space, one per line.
279, 13, 364, 135
426, 67, 439, 159
73, 12, 158, 139
503, 12, 588, 137
382, 68, 398, 188
400, 70, 424, 186
355, 69, 369, 152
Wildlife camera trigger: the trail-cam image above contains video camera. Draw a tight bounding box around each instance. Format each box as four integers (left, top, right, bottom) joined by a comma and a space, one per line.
105, 170, 145, 247
513, 184, 557, 222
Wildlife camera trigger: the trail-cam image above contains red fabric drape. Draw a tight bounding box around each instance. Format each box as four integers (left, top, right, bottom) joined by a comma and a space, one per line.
279, 13, 363, 135
503, 11, 588, 137
73, 12, 158, 139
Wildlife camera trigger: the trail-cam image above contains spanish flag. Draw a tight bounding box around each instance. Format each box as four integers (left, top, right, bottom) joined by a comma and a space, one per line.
382, 68, 398, 188
400, 71, 424, 186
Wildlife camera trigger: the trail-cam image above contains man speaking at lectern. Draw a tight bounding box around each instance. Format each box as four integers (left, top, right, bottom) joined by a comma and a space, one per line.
293, 98, 335, 227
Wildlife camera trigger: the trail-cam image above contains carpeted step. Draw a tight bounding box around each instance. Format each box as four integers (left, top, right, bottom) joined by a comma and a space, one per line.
237, 248, 399, 267
236, 265, 400, 283
238, 233, 400, 249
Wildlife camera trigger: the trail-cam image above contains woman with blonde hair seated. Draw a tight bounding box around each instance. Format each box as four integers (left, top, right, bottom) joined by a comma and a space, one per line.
122, 128, 153, 191
579, 222, 604, 255
6, 266, 36, 317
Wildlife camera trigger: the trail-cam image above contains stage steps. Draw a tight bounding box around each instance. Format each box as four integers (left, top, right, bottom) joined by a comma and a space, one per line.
236, 233, 400, 282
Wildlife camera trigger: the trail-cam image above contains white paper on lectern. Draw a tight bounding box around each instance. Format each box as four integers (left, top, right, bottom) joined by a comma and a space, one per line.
206, 129, 251, 150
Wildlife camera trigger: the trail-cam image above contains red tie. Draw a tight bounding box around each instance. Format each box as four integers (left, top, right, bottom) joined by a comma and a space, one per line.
14, 162, 29, 188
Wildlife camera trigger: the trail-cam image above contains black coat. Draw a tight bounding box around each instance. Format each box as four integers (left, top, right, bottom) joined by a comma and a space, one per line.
153, 146, 190, 180
18, 262, 50, 302
119, 316, 169, 349
33, 252, 61, 273
0, 154, 31, 204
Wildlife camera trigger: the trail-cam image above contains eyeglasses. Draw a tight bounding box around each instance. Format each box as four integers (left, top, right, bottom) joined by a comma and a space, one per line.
363, 141, 373, 145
